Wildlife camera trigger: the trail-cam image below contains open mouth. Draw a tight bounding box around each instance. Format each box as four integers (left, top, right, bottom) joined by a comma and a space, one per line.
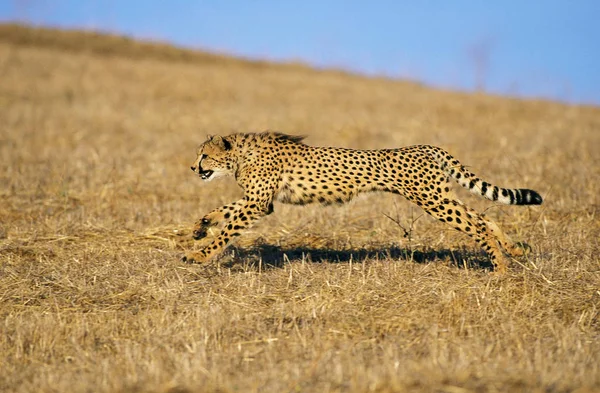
199, 170, 214, 180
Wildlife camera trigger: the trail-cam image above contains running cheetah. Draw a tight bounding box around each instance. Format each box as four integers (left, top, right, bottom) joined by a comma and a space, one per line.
184, 132, 542, 273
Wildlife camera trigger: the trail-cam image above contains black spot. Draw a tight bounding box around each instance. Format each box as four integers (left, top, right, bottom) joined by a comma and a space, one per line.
481, 182, 488, 195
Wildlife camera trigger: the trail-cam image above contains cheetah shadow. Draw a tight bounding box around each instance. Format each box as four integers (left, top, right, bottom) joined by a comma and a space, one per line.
226, 244, 494, 271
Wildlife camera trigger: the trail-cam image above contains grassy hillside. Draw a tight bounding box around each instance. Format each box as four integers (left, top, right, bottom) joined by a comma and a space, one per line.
1, 24, 599, 393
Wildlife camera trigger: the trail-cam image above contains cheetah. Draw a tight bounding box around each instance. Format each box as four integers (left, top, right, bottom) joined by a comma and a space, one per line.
184, 132, 542, 273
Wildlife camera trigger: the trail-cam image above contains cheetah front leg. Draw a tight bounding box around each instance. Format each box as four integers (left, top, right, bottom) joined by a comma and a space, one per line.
183, 198, 273, 264
192, 199, 246, 240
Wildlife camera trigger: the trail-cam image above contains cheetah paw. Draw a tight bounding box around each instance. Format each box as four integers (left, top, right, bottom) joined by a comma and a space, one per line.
181, 252, 209, 264
192, 218, 215, 240
507, 242, 532, 257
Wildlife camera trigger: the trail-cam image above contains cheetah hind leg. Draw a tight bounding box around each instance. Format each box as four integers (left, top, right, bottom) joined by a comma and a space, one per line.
481, 217, 532, 257
423, 198, 512, 274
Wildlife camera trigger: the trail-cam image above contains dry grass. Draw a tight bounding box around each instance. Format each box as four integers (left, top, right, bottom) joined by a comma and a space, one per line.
1, 25, 599, 393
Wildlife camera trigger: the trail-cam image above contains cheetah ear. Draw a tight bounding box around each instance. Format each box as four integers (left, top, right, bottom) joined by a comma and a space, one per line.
211, 135, 232, 150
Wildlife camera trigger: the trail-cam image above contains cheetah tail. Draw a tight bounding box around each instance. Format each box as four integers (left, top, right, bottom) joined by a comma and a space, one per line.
462, 178, 543, 205
432, 148, 543, 206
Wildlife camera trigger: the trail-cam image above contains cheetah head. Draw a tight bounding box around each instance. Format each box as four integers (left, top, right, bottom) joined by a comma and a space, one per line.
190, 135, 235, 181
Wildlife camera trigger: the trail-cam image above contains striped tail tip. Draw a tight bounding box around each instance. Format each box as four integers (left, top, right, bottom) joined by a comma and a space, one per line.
516, 189, 543, 205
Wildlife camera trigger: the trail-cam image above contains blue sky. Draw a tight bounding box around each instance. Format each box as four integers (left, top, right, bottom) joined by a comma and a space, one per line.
1, 1, 599, 105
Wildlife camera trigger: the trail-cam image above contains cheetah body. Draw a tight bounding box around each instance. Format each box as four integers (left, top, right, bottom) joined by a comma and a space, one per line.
186, 132, 542, 273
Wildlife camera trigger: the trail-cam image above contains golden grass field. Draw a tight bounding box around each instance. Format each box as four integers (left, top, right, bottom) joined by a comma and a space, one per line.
1, 24, 599, 393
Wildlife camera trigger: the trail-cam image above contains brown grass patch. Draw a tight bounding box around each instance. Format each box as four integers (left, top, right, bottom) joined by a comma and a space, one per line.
1, 24, 599, 393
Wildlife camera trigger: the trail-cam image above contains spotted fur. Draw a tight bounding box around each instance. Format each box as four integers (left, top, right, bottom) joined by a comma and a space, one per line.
184, 132, 542, 273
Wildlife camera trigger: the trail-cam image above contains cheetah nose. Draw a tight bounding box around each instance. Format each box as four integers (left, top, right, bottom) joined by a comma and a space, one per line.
190, 166, 196, 172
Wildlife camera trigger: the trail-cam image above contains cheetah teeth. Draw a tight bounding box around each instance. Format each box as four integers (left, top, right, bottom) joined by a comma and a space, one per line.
199, 170, 213, 180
